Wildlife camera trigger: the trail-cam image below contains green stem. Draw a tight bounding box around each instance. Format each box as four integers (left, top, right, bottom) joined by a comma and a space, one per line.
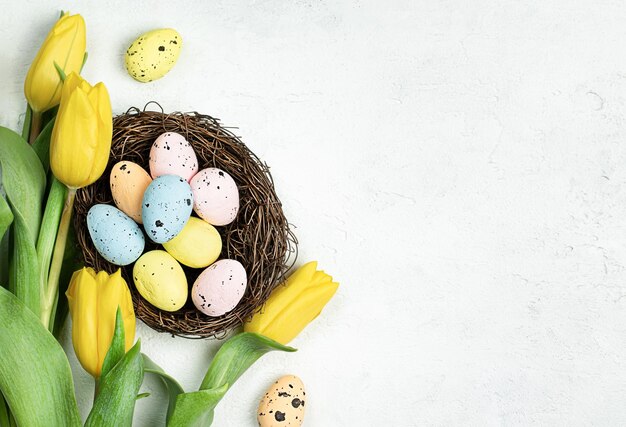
21, 105, 31, 141
93, 379, 100, 405
40, 188, 75, 329
28, 111, 42, 145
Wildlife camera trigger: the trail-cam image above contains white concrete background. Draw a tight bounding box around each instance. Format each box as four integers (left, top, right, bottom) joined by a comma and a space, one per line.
2, 0, 626, 425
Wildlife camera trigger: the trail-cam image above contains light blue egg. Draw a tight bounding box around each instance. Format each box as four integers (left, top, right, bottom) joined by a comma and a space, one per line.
87, 204, 145, 266
142, 174, 193, 244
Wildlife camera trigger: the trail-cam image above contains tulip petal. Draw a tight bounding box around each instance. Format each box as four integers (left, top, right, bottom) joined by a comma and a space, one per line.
67, 268, 99, 377
260, 281, 339, 344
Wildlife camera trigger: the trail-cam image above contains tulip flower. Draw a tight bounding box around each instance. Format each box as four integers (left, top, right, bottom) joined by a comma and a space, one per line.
41, 72, 112, 329
50, 72, 112, 190
66, 268, 135, 378
24, 12, 86, 114
244, 261, 339, 344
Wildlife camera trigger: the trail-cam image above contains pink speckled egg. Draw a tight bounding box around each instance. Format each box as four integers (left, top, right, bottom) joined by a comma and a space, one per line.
190, 168, 239, 226
191, 259, 247, 317
149, 132, 198, 182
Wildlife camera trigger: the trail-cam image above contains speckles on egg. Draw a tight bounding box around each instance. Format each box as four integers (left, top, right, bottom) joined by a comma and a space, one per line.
149, 132, 198, 181
87, 204, 145, 266
190, 168, 240, 226
191, 259, 246, 316
142, 174, 193, 243
125, 28, 182, 82
257, 375, 305, 427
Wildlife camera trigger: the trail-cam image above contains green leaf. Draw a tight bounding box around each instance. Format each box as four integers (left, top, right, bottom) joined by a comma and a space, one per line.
31, 119, 55, 172
36, 176, 65, 332
168, 333, 295, 427
101, 308, 125, 379
142, 354, 185, 423
167, 385, 228, 427
85, 340, 144, 427
53, 61, 66, 82
200, 332, 296, 391
0, 394, 10, 427
0, 126, 45, 314
0, 286, 81, 427
0, 126, 45, 235
0, 196, 12, 242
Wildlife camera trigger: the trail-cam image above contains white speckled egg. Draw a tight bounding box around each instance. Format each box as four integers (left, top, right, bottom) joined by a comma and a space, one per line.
87, 204, 145, 266
110, 161, 152, 223
125, 28, 182, 82
191, 259, 246, 317
257, 375, 305, 427
142, 175, 193, 244
149, 132, 198, 182
190, 168, 239, 226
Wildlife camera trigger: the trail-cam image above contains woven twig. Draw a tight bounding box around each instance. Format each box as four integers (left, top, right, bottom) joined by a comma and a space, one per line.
74, 106, 297, 338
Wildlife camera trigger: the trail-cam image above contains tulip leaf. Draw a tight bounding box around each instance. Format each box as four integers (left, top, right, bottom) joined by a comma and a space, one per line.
85, 340, 144, 427
0, 126, 45, 236
0, 195, 12, 242
167, 333, 295, 427
142, 354, 185, 423
31, 119, 55, 172
0, 286, 81, 427
53, 61, 67, 82
167, 385, 228, 427
101, 308, 125, 378
0, 126, 45, 314
200, 332, 296, 391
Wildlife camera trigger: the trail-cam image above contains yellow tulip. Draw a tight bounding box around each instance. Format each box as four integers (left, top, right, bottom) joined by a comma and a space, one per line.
50, 72, 112, 189
244, 261, 338, 344
24, 12, 86, 113
66, 268, 135, 378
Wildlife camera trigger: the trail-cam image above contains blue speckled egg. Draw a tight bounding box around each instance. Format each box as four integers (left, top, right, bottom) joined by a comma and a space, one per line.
142, 174, 193, 243
87, 204, 145, 266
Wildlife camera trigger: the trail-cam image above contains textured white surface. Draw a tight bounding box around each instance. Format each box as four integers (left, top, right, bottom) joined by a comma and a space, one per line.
3, 0, 626, 425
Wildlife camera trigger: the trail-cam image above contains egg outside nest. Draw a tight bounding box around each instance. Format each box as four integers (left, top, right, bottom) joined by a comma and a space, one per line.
73, 107, 297, 338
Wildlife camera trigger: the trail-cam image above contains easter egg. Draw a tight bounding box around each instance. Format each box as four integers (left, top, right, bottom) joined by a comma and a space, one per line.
149, 132, 198, 182
162, 217, 222, 268
125, 28, 182, 82
142, 175, 193, 244
110, 161, 152, 223
257, 375, 306, 427
190, 168, 239, 226
191, 259, 247, 317
87, 204, 145, 266
133, 250, 187, 311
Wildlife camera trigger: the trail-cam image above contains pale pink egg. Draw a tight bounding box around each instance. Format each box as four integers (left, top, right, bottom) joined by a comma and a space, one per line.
149, 132, 199, 182
190, 168, 239, 226
192, 259, 247, 317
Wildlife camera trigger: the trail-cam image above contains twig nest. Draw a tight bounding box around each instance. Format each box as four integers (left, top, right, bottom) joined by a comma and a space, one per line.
74, 107, 297, 338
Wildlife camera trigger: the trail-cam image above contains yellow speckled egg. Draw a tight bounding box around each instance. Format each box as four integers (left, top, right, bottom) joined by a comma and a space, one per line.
133, 250, 187, 311
110, 161, 152, 223
257, 375, 305, 427
125, 28, 182, 82
162, 217, 222, 268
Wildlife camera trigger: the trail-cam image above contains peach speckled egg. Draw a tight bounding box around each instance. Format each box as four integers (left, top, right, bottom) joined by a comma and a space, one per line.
191, 259, 246, 317
149, 132, 198, 182
190, 168, 239, 226
257, 375, 305, 427
110, 161, 152, 223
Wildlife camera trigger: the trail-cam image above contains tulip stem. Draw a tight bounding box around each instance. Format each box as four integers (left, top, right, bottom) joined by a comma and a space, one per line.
41, 188, 76, 329
28, 111, 42, 145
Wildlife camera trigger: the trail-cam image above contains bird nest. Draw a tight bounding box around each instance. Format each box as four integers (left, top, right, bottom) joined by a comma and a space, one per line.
74, 105, 297, 338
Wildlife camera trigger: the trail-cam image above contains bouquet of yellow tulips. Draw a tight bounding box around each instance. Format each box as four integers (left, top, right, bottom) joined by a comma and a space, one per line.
0, 11, 338, 427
